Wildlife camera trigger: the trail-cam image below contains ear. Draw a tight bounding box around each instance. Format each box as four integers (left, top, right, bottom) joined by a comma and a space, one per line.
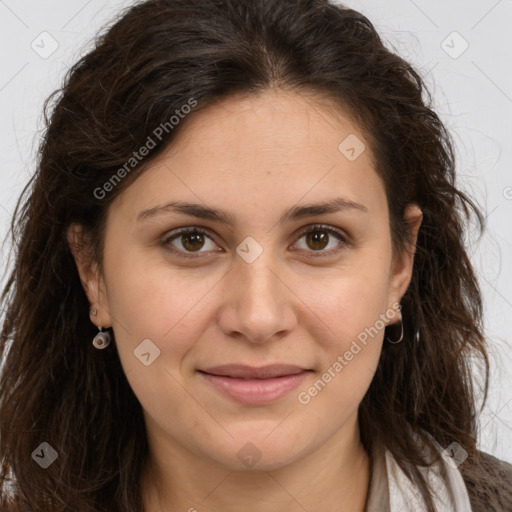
386, 203, 423, 323
66, 223, 112, 328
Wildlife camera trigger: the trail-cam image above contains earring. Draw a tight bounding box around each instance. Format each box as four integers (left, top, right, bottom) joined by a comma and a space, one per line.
91, 308, 97, 316
92, 327, 111, 349
386, 315, 404, 344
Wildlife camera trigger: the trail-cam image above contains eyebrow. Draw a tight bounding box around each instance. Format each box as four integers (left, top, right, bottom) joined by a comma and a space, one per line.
137, 197, 368, 225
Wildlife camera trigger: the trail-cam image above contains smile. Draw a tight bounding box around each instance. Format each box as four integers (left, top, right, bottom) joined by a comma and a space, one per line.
197, 368, 312, 405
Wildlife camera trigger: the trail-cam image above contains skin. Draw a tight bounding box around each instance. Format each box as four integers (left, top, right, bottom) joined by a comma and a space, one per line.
68, 89, 422, 512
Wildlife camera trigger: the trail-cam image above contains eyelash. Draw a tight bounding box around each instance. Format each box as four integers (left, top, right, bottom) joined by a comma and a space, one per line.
160, 224, 350, 260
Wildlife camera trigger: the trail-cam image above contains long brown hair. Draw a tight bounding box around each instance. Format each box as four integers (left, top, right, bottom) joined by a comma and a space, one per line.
0, 0, 505, 510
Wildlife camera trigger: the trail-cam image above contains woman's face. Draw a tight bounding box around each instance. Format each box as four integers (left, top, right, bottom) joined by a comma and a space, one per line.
71, 89, 421, 471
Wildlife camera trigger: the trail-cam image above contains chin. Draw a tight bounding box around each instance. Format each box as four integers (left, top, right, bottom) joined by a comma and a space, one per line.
204, 433, 309, 472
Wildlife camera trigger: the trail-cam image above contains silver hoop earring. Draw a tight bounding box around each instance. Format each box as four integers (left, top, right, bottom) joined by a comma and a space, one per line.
386, 316, 404, 344
93, 327, 111, 349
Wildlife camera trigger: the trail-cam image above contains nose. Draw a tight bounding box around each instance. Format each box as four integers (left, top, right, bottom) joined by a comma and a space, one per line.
216, 248, 298, 344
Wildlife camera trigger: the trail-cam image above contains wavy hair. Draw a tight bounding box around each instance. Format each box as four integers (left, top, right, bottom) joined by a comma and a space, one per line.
0, 0, 503, 510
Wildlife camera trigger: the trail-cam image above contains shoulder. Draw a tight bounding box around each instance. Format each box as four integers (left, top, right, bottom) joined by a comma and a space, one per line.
460, 449, 512, 512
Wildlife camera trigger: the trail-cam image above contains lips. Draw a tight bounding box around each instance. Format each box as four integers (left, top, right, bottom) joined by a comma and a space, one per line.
197, 364, 312, 405
199, 364, 307, 379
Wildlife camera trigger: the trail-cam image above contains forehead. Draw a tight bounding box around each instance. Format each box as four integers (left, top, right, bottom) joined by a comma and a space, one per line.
167, 89, 370, 162
110, 89, 387, 223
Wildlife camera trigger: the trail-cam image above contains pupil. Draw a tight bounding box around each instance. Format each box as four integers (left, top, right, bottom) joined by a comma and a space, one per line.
183, 232, 204, 251
180, 230, 329, 252
308, 230, 328, 250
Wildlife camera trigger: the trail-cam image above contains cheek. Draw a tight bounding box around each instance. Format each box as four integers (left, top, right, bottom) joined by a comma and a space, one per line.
102, 250, 224, 372
291, 255, 390, 407
297, 258, 391, 349
295, 273, 387, 414
103, 258, 220, 420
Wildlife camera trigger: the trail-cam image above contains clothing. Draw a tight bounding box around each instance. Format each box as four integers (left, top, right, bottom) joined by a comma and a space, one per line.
365, 435, 473, 511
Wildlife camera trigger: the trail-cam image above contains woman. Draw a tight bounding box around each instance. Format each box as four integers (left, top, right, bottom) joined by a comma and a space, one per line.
1, 0, 511, 510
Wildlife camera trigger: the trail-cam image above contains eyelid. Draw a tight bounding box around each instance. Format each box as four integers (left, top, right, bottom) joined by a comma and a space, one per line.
292, 224, 349, 257
160, 224, 350, 259
161, 226, 219, 259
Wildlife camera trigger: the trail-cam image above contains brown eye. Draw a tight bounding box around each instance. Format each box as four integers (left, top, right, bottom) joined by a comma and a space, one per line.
162, 224, 349, 260
293, 225, 348, 257
305, 229, 330, 251
162, 227, 218, 258
181, 231, 206, 252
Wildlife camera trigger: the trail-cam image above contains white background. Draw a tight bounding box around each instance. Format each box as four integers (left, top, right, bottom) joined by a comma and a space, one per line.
0, 0, 511, 462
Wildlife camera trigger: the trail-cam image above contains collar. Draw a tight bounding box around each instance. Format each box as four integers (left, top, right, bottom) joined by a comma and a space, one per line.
365, 434, 473, 511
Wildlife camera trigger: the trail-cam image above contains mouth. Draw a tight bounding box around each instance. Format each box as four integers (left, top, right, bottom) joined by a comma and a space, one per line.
197, 364, 313, 405
199, 364, 309, 379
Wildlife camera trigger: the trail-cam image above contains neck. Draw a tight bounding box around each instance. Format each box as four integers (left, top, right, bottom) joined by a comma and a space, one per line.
141, 412, 371, 512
